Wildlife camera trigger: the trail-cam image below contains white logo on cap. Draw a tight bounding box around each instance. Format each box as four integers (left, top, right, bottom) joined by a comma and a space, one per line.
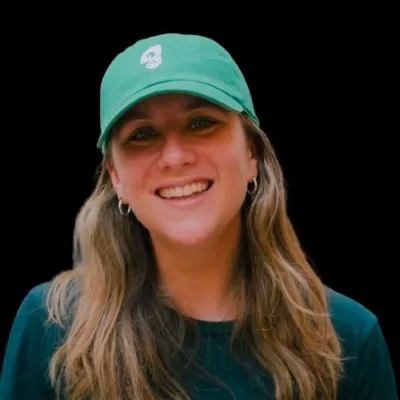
140, 45, 162, 69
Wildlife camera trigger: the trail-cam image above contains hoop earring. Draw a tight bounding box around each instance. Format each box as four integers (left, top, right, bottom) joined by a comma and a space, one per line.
118, 198, 131, 215
247, 176, 258, 195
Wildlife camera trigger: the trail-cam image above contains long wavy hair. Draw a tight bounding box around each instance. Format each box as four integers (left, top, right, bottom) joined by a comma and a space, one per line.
46, 113, 344, 399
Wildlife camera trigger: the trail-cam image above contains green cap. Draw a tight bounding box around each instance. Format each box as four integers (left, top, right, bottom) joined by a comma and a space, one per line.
97, 33, 259, 153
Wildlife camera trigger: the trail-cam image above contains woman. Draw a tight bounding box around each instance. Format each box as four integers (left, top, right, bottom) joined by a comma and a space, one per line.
1, 33, 397, 399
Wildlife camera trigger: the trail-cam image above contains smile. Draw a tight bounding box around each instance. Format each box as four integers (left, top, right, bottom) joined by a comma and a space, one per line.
157, 180, 213, 199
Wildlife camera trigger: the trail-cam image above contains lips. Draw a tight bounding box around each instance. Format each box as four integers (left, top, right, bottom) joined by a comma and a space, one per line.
156, 179, 213, 199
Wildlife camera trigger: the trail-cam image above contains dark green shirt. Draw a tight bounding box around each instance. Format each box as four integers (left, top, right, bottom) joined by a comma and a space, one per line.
1, 282, 397, 399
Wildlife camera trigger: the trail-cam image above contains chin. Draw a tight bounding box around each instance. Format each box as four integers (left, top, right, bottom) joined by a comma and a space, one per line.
152, 218, 220, 248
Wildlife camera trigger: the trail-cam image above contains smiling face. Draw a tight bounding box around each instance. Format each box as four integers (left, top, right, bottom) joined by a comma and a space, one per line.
106, 93, 258, 248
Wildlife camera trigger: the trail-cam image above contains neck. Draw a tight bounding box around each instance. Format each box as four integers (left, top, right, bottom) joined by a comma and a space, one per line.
151, 217, 242, 321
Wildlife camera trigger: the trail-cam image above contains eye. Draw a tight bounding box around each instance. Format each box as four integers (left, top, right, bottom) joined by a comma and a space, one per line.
188, 117, 217, 130
129, 127, 157, 141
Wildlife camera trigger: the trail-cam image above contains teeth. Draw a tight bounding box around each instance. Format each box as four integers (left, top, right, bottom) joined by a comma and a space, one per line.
158, 181, 210, 199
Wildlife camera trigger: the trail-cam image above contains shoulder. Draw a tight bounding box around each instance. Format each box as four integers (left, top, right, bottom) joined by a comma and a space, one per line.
4, 281, 56, 340
325, 286, 378, 343
16, 281, 52, 315
325, 285, 385, 359
6, 279, 71, 343
0, 281, 64, 399
325, 286, 398, 398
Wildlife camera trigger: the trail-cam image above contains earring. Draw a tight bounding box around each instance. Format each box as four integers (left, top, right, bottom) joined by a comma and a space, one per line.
118, 198, 131, 215
247, 176, 258, 195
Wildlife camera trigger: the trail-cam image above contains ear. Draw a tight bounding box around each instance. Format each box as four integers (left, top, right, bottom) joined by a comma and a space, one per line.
105, 158, 124, 200
246, 137, 258, 181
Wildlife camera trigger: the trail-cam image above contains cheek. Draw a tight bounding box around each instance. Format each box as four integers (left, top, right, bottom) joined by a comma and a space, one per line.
217, 139, 253, 181
116, 158, 148, 201
206, 145, 251, 212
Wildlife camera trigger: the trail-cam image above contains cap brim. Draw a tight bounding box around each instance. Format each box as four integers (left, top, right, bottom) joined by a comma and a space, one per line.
97, 80, 244, 151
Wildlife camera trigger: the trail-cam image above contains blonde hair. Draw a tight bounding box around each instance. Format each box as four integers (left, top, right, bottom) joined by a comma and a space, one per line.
46, 115, 344, 399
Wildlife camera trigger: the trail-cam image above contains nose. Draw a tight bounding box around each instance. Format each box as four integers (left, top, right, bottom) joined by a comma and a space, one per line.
156, 131, 196, 171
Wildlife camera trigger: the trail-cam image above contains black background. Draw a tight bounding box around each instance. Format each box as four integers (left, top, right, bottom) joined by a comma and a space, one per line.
1, 6, 398, 389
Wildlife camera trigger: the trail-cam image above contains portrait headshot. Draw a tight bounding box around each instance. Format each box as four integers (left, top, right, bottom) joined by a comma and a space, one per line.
1, 29, 397, 400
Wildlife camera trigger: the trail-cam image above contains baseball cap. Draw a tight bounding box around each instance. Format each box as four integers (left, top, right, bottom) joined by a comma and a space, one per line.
97, 33, 260, 153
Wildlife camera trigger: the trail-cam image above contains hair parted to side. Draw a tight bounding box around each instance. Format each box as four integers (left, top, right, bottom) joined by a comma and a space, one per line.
46, 114, 345, 400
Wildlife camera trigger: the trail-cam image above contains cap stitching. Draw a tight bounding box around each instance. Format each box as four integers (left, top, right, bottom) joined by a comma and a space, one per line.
103, 77, 245, 128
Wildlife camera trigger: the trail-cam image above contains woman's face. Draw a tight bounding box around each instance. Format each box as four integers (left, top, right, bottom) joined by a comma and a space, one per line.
107, 93, 257, 247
